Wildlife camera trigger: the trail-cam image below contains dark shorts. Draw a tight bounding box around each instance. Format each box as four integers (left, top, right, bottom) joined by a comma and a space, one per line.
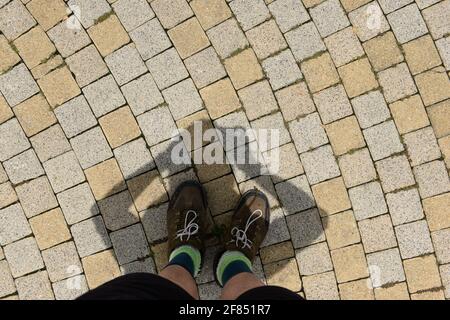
78, 273, 302, 300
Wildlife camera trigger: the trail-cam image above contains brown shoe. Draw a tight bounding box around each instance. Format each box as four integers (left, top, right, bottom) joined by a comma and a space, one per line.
167, 181, 211, 256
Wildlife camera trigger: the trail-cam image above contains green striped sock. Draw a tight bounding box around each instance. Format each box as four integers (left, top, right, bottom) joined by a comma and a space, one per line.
168, 245, 202, 277
216, 251, 252, 286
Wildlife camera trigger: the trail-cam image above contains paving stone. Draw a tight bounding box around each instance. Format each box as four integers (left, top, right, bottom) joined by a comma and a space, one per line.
359, 214, 397, 253
57, 183, 98, 225
251, 112, 291, 151
387, 3, 428, 44
264, 258, 301, 291
403, 35, 442, 75
275, 173, 314, 213
376, 155, 415, 193
146, 47, 189, 91
403, 254, 441, 293
162, 79, 204, 121
129, 18, 171, 61
54, 96, 97, 138
85, 158, 126, 200
128, 170, 168, 211
436, 37, 450, 71
302, 271, 339, 300
191, 0, 231, 30
428, 100, 450, 139
0, 35, 20, 74
82, 249, 120, 289
25, 0, 67, 31
415, 0, 441, 9
3, 149, 44, 184
396, 220, 434, 259
105, 44, 147, 85
206, 18, 249, 59
423, 193, 450, 232
83, 77, 126, 118
71, 216, 111, 258
70, 127, 112, 169
301, 52, 339, 93
414, 160, 450, 199
52, 275, 89, 300
322, 210, 360, 250
121, 74, 163, 116
238, 80, 277, 121
0, 163, 7, 184
338, 148, 377, 188
198, 281, 222, 300
326, 116, 365, 156
246, 19, 287, 60
386, 188, 424, 226
404, 127, 441, 167
348, 1, 390, 41
28, 125, 68, 163
0, 0, 36, 40
289, 112, 328, 153
296, 241, 333, 275
262, 49, 302, 90
110, 224, 149, 265
184, 47, 226, 89
98, 190, 139, 231
275, 82, 315, 121
213, 110, 254, 150
0, 118, 30, 161
325, 27, 364, 68
229, 0, 270, 31
200, 79, 240, 120
338, 58, 378, 99
260, 241, 295, 264
432, 229, 450, 264
66, 44, 108, 88
4, 237, 44, 277
150, 0, 193, 29
168, 17, 209, 59
268, 0, 309, 33
224, 48, 264, 90
285, 22, 325, 62
349, 181, 388, 221
42, 241, 81, 282
113, 138, 154, 180
112, 0, 154, 32
37, 66, 81, 108
351, 91, 389, 129
67, 0, 111, 28
411, 290, 446, 300
43, 151, 85, 193
331, 243, 369, 283
286, 208, 325, 248
389, 94, 429, 135
0, 203, 31, 246
264, 144, 303, 183
363, 120, 404, 161
310, 0, 349, 37
227, 140, 266, 182
415, 67, 450, 107
137, 106, 178, 146
300, 145, 340, 185
99, 106, 141, 148
15, 176, 58, 218
0, 182, 17, 209
441, 264, 450, 298
47, 19, 91, 58
339, 278, 375, 300
13, 26, 56, 69
162, 169, 198, 198
140, 203, 169, 243
422, 0, 450, 39
15, 271, 54, 300
120, 257, 156, 275
363, 31, 404, 72
366, 248, 405, 287
0, 63, 39, 107
194, 144, 231, 183
0, 260, 16, 297
202, 174, 239, 215
312, 177, 351, 217
377, 0, 413, 13
375, 282, 410, 299
0, 94, 13, 126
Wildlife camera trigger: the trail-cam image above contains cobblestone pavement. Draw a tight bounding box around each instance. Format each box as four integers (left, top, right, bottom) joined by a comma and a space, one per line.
0, 0, 449, 300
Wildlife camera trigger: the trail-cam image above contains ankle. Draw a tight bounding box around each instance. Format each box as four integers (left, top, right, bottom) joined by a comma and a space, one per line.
168, 245, 202, 277
216, 250, 253, 287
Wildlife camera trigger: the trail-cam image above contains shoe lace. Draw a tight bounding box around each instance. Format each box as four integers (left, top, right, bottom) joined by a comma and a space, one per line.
175, 210, 199, 242
230, 209, 263, 250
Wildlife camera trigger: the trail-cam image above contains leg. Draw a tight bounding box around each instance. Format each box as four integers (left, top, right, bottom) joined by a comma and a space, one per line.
220, 272, 264, 300
159, 265, 199, 299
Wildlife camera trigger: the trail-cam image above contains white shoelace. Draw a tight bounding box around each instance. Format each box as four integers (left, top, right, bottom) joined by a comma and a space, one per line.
230, 209, 263, 250
175, 210, 199, 241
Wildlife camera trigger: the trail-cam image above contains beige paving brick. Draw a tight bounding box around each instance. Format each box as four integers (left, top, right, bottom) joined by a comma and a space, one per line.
263, 258, 302, 292
0, 95, 13, 125
13, 94, 56, 136
168, 17, 209, 59
99, 106, 140, 148
177, 110, 214, 150
331, 244, 369, 283
389, 95, 430, 135
127, 170, 168, 211
358, 214, 396, 253
151, 241, 169, 272
411, 290, 446, 300
0, 35, 21, 73
404, 255, 442, 293
423, 193, 450, 231
427, 100, 450, 138
246, 19, 287, 60
338, 58, 378, 98
13, 26, 56, 69
82, 250, 121, 289
275, 82, 316, 121
340, 0, 371, 12
29, 208, 71, 250
200, 78, 240, 119
38, 66, 81, 108
325, 116, 365, 156
302, 0, 325, 7
374, 282, 410, 300
323, 210, 360, 250
260, 241, 295, 264
339, 278, 374, 300
0, 182, 18, 209
85, 158, 126, 200
30, 54, 64, 80
439, 136, 450, 169
301, 52, 339, 93
415, 67, 450, 106
363, 32, 403, 72
87, 14, 130, 57
312, 177, 351, 217
26, 0, 67, 31
191, 0, 231, 30
224, 48, 264, 90
303, 271, 339, 300
378, 63, 417, 103
403, 35, 442, 75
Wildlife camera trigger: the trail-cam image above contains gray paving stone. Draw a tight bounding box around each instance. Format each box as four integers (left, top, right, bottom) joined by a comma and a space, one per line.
324, 27, 364, 67
162, 79, 204, 120
351, 91, 390, 129
57, 183, 98, 225
441, 264, 450, 299
105, 44, 147, 85
151, 138, 191, 178
129, 18, 171, 60
422, 0, 450, 40
206, 18, 249, 59
300, 145, 340, 185
387, 3, 428, 44
338, 148, 377, 188
70, 127, 112, 169
0, 203, 31, 246
436, 37, 450, 70
198, 281, 221, 300
30, 125, 71, 162
47, 19, 91, 58
67, 0, 111, 28
366, 248, 405, 287
112, 0, 155, 31
0, 0, 35, 40
239, 80, 278, 121
213, 111, 255, 150
111, 223, 150, 265
275, 175, 315, 215
98, 190, 139, 231
150, 0, 193, 29
285, 22, 326, 62
120, 257, 156, 275
0, 246, 3, 259
122, 73, 164, 116
147, 48, 189, 91
65, 45, 108, 87
0, 118, 30, 161
185, 47, 226, 89
4, 237, 44, 277
15, 176, 58, 218
163, 169, 198, 197
0, 63, 39, 107
114, 138, 155, 180
137, 106, 178, 146
0, 0, 8, 8
313, 84, 353, 124
0, 260, 16, 297
43, 151, 85, 193
196, 246, 221, 284
262, 49, 302, 90
286, 208, 325, 248
289, 112, 328, 153
363, 120, 404, 161
376, 155, 415, 193
0, 181, 16, 209
0, 163, 7, 184
54, 96, 97, 138
52, 275, 89, 300
310, 0, 349, 37
251, 112, 291, 152
377, 0, 413, 13
15, 271, 54, 300
386, 188, 424, 226
379, 63, 418, 103
3, 149, 44, 184
349, 181, 388, 221
42, 242, 82, 282
432, 229, 450, 264
140, 203, 168, 243
358, 214, 397, 253
70, 215, 111, 258
227, 141, 267, 182
404, 127, 441, 167
229, 0, 271, 31
303, 271, 339, 300
395, 220, 434, 259
263, 143, 303, 183
268, 0, 309, 33
82, 75, 126, 118
295, 241, 333, 276
413, 160, 450, 198
348, 1, 390, 41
